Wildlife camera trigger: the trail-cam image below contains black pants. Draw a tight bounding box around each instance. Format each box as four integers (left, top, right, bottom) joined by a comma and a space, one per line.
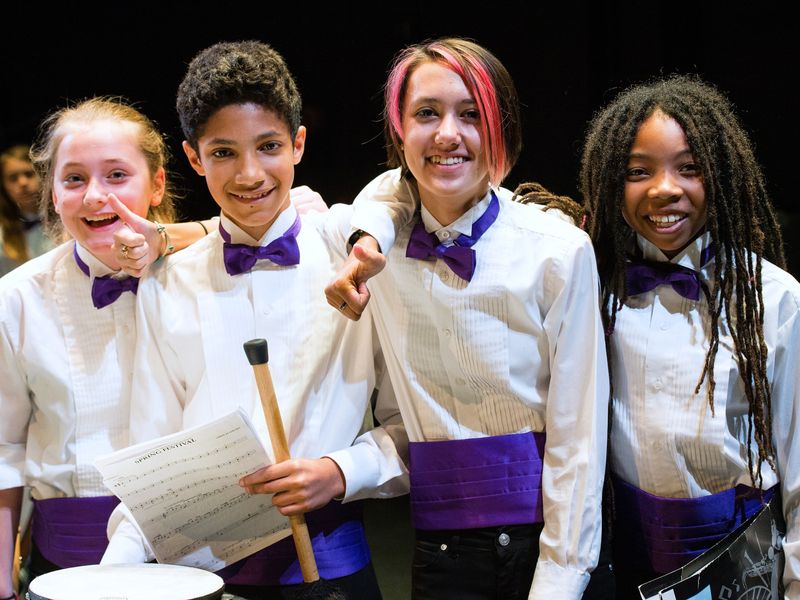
583, 519, 615, 600
411, 523, 543, 600
224, 562, 382, 600
611, 560, 658, 600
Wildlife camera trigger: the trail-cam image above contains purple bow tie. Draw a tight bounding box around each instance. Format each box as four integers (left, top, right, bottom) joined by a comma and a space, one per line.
405, 191, 499, 282
625, 246, 715, 301
73, 244, 139, 309
219, 216, 301, 276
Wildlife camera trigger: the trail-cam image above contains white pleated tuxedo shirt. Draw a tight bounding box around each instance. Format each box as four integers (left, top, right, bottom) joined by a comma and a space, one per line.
0, 242, 135, 498
350, 169, 610, 600
104, 204, 408, 563
610, 232, 800, 597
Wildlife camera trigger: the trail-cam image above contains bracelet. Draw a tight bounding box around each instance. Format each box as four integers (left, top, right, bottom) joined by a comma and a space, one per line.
198, 220, 209, 235
153, 221, 174, 257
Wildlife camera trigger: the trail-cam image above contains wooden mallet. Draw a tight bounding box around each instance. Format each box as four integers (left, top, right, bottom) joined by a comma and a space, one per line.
243, 339, 346, 600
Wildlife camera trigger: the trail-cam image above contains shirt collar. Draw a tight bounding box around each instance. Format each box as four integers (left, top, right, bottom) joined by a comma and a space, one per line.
419, 188, 496, 237
636, 230, 714, 271
74, 242, 123, 279
220, 204, 299, 247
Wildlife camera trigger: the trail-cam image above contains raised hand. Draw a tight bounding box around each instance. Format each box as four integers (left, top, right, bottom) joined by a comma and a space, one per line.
108, 193, 162, 277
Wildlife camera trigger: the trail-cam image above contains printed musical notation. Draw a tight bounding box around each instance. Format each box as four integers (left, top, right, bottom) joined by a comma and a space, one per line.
95, 409, 292, 571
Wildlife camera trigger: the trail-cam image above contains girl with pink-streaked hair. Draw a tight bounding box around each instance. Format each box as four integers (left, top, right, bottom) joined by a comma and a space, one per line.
326, 38, 609, 600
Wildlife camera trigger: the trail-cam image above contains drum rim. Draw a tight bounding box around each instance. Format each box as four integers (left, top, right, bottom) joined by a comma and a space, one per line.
27, 563, 225, 600
27, 590, 224, 600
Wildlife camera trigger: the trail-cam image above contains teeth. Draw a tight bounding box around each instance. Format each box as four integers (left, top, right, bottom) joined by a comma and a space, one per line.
429, 156, 465, 165
232, 190, 269, 200
649, 214, 683, 224
84, 214, 117, 222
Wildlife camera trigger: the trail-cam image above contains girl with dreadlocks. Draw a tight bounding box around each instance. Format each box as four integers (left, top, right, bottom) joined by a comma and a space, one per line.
581, 75, 800, 597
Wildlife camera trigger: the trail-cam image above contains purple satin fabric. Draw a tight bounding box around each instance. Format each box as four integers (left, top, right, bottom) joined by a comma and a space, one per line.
32, 496, 120, 568
215, 500, 369, 586
73, 244, 139, 309
625, 244, 715, 302
612, 476, 775, 574
219, 216, 301, 275
409, 432, 546, 530
625, 261, 702, 301
405, 191, 499, 282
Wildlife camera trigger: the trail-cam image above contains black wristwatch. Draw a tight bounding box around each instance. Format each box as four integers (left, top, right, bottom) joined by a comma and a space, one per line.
347, 229, 368, 248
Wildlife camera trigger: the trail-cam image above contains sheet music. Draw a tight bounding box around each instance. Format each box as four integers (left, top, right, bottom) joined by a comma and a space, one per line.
95, 409, 291, 571
637, 496, 785, 600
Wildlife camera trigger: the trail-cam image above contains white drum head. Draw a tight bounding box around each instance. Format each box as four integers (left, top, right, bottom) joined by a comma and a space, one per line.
28, 563, 225, 600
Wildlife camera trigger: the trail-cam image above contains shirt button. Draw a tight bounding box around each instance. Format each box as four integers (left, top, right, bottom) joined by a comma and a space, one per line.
440, 544, 448, 551
440, 231, 451, 240
653, 378, 663, 390
443, 329, 451, 337
498, 533, 510, 547
660, 322, 669, 331
455, 377, 466, 386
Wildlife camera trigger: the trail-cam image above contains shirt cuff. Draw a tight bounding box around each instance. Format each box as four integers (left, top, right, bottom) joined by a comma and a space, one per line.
0, 448, 25, 490
102, 504, 155, 564
528, 559, 590, 600
350, 205, 396, 257
324, 444, 382, 503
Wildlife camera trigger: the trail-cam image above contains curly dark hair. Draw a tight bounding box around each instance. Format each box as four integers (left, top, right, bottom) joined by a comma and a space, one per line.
177, 40, 302, 148
581, 74, 786, 487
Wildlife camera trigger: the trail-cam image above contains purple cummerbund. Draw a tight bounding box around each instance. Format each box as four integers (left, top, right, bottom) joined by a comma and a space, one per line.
612, 476, 776, 574
216, 499, 369, 586
409, 431, 546, 530
32, 496, 121, 568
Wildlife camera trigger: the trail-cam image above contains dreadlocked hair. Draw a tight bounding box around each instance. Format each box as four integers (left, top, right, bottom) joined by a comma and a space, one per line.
512, 181, 586, 228
580, 75, 786, 488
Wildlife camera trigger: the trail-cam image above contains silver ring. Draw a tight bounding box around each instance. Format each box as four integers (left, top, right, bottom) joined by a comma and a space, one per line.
338, 301, 347, 311
120, 245, 129, 259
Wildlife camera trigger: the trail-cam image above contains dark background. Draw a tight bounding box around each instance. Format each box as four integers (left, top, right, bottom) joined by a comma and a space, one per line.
2, 3, 796, 267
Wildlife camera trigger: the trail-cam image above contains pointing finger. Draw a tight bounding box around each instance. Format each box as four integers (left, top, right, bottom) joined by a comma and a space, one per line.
106, 193, 147, 232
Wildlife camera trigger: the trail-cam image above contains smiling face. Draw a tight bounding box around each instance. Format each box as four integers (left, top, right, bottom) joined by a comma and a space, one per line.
400, 61, 489, 225
52, 119, 165, 268
183, 103, 305, 240
623, 110, 707, 258
2, 156, 41, 214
